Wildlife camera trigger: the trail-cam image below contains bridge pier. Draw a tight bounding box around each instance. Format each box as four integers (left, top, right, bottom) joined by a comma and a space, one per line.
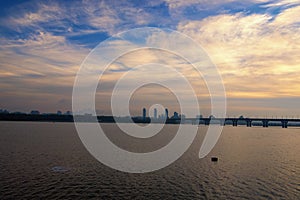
246, 120, 252, 127
219, 119, 226, 126
232, 120, 238, 127
281, 120, 288, 128
204, 119, 210, 126
262, 120, 269, 127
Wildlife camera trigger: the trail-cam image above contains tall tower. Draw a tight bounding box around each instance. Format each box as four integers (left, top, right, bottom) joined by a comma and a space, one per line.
165, 108, 169, 119
154, 108, 157, 119
143, 108, 146, 121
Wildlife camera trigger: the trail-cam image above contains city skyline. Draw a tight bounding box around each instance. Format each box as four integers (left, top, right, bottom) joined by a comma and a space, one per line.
1, 106, 299, 119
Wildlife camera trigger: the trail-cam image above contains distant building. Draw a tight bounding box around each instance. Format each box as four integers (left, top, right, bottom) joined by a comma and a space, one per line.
30, 110, 40, 115
64, 111, 72, 115
143, 108, 146, 121
165, 108, 169, 119
196, 115, 203, 119
57, 110, 62, 115
0, 109, 9, 114
172, 112, 179, 119
154, 108, 157, 119
12, 111, 25, 115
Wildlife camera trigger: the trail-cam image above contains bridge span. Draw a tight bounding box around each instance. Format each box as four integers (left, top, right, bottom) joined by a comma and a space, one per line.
185, 117, 300, 128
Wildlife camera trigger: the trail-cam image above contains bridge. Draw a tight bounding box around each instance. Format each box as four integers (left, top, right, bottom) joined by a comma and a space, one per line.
185, 117, 300, 128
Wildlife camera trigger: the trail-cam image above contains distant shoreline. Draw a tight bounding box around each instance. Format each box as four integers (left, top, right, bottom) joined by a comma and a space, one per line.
1, 113, 300, 127
0, 113, 180, 124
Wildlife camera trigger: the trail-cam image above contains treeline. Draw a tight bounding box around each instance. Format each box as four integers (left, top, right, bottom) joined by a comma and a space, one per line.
0, 113, 73, 122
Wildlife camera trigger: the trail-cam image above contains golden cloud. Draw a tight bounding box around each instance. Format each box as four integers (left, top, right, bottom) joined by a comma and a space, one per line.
177, 7, 300, 98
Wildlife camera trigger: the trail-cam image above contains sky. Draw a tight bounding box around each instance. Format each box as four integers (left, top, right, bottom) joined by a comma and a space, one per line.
0, 0, 300, 117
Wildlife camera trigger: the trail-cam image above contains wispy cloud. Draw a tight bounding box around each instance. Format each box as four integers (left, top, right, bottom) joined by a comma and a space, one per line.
262, 0, 300, 8
0, 30, 89, 112
1, 0, 172, 38
177, 5, 300, 99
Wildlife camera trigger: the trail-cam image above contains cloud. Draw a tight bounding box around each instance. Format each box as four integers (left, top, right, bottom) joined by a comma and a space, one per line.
163, 0, 273, 20
271, 4, 300, 25
1, 0, 172, 38
0, 30, 89, 112
262, 0, 300, 8
1, 0, 300, 115
0, 31, 87, 76
8, 3, 63, 26
177, 5, 300, 98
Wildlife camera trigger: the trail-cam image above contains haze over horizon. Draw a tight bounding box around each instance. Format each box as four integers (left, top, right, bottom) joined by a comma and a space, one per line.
1, 0, 300, 117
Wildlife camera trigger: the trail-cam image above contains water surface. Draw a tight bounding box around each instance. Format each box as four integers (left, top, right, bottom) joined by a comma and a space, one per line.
0, 122, 299, 199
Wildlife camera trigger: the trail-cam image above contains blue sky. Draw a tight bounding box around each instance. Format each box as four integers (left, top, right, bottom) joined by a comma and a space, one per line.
0, 0, 300, 117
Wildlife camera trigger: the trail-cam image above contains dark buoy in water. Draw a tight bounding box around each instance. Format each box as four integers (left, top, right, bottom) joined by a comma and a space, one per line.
211, 157, 218, 162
